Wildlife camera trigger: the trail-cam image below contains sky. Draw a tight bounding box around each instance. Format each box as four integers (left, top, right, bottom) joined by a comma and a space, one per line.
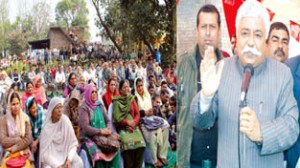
7, 0, 99, 42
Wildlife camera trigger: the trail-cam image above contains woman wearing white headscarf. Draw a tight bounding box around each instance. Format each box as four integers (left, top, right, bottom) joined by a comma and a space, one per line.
39, 97, 83, 168
0, 92, 33, 168
134, 78, 169, 167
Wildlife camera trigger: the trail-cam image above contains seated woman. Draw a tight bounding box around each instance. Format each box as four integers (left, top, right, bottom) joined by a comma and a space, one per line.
33, 75, 47, 105
24, 97, 45, 168
112, 79, 146, 168
22, 81, 43, 110
39, 97, 83, 168
102, 78, 120, 109
63, 89, 81, 140
63, 72, 85, 98
79, 83, 119, 168
0, 92, 34, 167
134, 78, 169, 167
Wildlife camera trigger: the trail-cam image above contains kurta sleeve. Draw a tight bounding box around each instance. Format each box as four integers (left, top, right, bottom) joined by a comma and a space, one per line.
67, 146, 77, 162
190, 90, 218, 129
62, 87, 70, 98
259, 72, 299, 155
101, 105, 111, 130
10, 121, 33, 153
0, 117, 20, 149
79, 105, 101, 137
41, 87, 47, 104
131, 100, 140, 125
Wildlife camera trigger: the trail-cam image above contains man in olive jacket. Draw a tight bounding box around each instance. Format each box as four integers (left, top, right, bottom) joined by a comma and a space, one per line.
177, 4, 223, 168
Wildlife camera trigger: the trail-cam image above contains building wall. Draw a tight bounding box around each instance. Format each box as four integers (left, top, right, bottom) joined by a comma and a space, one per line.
49, 29, 71, 50
177, 0, 232, 63
49, 27, 85, 50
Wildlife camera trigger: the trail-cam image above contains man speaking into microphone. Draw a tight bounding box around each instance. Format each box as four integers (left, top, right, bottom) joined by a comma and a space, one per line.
190, 0, 299, 167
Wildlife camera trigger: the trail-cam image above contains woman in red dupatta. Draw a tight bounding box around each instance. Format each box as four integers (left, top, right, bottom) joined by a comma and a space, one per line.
102, 79, 119, 109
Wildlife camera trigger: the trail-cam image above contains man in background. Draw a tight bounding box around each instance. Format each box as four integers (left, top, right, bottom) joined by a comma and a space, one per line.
266, 22, 290, 62
177, 4, 223, 168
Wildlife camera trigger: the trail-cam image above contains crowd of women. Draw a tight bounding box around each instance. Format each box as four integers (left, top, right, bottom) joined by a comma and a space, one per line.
0, 57, 177, 168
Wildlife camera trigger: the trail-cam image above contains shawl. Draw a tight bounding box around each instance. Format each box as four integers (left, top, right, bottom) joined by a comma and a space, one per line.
102, 80, 120, 109
134, 78, 152, 111
24, 96, 45, 140
33, 75, 47, 104
21, 92, 43, 110
6, 92, 30, 137
112, 95, 135, 123
39, 97, 78, 167
63, 89, 82, 126
84, 83, 101, 110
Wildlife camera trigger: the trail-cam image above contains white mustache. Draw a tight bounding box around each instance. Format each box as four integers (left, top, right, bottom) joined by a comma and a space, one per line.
242, 46, 262, 57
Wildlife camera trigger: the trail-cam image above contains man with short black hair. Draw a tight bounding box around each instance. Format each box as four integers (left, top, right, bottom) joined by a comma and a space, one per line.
266, 22, 290, 62
177, 4, 223, 167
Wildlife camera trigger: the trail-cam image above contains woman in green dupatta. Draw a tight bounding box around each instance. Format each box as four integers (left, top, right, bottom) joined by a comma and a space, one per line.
79, 83, 120, 168
112, 80, 146, 168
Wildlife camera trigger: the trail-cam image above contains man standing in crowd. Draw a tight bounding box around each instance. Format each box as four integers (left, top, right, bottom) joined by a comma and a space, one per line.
285, 55, 300, 167
191, 0, 298, 167
266, 22, 290, 62
266, 21, 299, 168
177, 4, 223, 168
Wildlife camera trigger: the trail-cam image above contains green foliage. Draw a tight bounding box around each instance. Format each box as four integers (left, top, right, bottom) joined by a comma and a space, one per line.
0, 1, 51, 56
55, 0, 90, 39
94, 0, 176, 66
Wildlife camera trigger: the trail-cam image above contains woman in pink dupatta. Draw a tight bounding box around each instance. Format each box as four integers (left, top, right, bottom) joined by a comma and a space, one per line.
22, 81, 43, 110
32, 75, 47, 105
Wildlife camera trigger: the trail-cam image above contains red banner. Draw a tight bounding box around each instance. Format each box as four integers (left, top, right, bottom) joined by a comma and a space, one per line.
267, 8, 275, 21
222, 0, 244, 40
290, 20, 300, 42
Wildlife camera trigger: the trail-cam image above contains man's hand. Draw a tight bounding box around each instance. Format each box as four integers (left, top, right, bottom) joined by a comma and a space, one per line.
240, 107, 262, 143
200, 46, 224, 97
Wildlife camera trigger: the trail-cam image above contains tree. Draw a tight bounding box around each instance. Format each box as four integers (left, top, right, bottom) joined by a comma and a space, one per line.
7, 16, 32, 55
91, 0, 123, 53
30, 2, 51, 40
0, 0, 10, 57
55, 0, 89, 39
91, 0, 176, 66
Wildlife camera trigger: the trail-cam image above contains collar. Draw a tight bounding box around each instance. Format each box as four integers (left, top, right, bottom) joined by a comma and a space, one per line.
235, 56, 267, 77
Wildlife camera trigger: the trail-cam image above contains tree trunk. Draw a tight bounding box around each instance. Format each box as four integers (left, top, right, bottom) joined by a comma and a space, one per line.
142, 37, 155, 57
91, 0, 123, 54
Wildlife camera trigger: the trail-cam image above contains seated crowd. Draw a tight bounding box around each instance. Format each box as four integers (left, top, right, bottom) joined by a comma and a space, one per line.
0, 57, 177, 168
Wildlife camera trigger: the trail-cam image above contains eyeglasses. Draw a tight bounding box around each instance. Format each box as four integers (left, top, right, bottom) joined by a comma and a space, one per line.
92, 90, 97, 94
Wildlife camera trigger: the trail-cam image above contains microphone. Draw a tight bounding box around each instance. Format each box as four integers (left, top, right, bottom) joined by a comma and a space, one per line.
239, 64, 254, 108
238, 64, 254, 167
